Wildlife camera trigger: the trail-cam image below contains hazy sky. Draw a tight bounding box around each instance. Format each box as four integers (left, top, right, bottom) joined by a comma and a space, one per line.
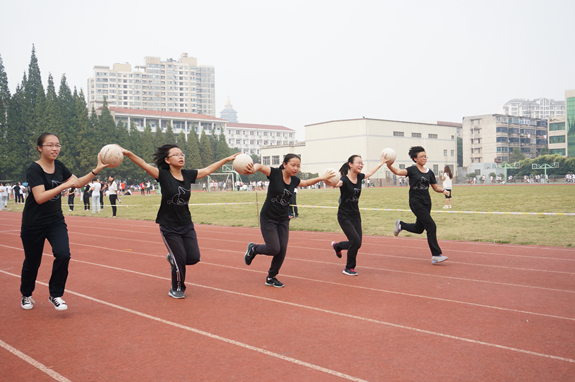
1, 0, 574, 140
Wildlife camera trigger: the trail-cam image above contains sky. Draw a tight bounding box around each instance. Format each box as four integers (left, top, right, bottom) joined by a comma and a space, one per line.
1, 0, 574, 140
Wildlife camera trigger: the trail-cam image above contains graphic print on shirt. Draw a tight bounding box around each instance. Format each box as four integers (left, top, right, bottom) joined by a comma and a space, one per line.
345, 188, 361, 204
49, 180, 63, 201
168, 186, 190, 206
414, 176, 430, 190
271, 189, 293, 206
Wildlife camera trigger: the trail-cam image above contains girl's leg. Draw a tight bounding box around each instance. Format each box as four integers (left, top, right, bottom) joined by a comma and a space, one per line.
161, 225, 191, 292
268, 219, 290, 278
410, 203, 442, 256
20, 226, 47, 297
45, 219, 71, 298
336, 213, 362, 270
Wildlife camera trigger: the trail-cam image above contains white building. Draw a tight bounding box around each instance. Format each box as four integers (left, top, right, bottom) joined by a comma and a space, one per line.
87, 53, 216, 116
225, 123, 296, 156
261, 118, 459, 180
498, 98, 565, 120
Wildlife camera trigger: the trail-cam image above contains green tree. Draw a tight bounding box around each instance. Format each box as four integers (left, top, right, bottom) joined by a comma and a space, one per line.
153, 124, 165, 149
215, 132, 231, 162
141, 122, 155, 163
0, 54, 10, 179
58, 75, 77, 172
509, 147, 525, 163
75, 90, 95, 175
199, 130, 213, 168
457, 137, 462, 168
164, 121, 176, 144
186, 130, 202, 169
5, 81, 29, 180
99, 98, 118, 144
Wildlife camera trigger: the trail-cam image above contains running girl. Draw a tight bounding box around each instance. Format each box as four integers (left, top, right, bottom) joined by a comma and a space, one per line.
243, 154, 335, 288
386, 146, 450, 264
330, 155, 385, 276
121, 144, 238, 299
20, 133, 107, 311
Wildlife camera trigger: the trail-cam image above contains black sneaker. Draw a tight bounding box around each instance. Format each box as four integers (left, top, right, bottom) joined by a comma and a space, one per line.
168, 289, 186, 299
331, 241, 342, 258
244, 243, 256, 265
48, 296, 68, 311
21, 296, 35, 310
265, 277, 284, 288
343, 268, 358, 276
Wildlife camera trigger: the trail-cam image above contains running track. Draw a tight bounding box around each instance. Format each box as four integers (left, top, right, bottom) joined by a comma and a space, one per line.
1, 212, 574, 381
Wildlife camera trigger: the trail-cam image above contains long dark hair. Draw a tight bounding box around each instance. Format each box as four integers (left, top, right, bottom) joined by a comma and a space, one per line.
408, 146, 425, 162
153, 144, 180, 170
279, 153, 301, 169
339, 155, 361, 176
36, 132, 59, 152
443, 166, 453, 179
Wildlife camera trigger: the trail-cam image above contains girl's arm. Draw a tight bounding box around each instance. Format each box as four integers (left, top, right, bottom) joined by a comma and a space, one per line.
431, 183, 450, 195
299, 169, 336, 188
121, 148, 160, 179
363, 162, 385, 179
75, 153, 108, 189
197, 153, 240, 179
245, 163, 271, 177
32, 175, 78, 205
386, 162, 408, 177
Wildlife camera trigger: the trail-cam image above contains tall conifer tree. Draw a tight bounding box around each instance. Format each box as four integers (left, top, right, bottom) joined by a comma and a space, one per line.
199, 130, 213, 168
164, 121, 176, 144
187, 130, 202, 169
0, 55, 11, 179
141, 122, 155, 163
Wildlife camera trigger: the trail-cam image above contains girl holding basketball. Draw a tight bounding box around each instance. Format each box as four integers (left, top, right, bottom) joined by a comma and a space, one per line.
386, 146, 449, 264
20, 132, 107, 311
243, 154, 335, 288
330, 155, 385, 276
120, 144, 238, 299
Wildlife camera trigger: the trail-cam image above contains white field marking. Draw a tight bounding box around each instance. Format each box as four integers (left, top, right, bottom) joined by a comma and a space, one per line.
0, 338, 72, 382
0, 271, 367, 382
2, 267, 574, 366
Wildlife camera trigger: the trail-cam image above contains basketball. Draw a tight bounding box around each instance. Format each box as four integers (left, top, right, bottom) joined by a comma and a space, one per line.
233, 153, 253, 175
381, 148, 396, 164
323, 168, 340, 187
100, 144, 124, 168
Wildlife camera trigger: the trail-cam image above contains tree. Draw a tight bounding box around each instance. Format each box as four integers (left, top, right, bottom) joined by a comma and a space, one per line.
199, 130, 213, 168
141, 122, 155, 163
153, 123, 165, 149
99, 98, 118, 144
0, 54, 10, 179
5, 81, 29, 180
164, 121, 176, 144
215, 132, 231, 162
457, 137, 462, 168
186, 130, 202, 169
75, 90, 95, 175
509, 147, 525, 162
58, 75, 77, 172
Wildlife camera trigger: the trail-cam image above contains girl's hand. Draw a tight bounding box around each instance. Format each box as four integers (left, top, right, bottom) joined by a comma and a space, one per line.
245, 163, 256, 174
226, 152, 241, 162
95, 153, 109, 173
321, 169, 336, 181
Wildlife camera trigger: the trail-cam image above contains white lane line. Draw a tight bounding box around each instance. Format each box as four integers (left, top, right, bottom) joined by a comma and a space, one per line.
2, 266, 574, 366
0, 339, 73, 382
0, 271, 367, 382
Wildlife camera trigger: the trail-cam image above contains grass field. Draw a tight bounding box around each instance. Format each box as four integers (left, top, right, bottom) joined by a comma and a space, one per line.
4, 184, 574, 247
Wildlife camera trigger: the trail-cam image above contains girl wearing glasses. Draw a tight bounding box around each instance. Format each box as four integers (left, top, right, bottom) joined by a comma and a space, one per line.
386, 146, 450, 264
20, 133, 107, 311
121, 144, 239, 299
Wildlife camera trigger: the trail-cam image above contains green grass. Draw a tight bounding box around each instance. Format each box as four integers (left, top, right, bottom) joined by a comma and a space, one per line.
6, 184, 575, 247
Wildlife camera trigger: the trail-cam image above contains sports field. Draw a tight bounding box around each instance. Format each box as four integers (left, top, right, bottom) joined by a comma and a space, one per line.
7, 183, 572, 247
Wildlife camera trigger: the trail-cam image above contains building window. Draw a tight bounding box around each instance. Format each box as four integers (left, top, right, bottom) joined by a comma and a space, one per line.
433, 164, 438, 173
412, 132, 421, 138
549, 123, 565, 131
263, 156, 270, 165
451, 150, 454, 156
428, 134, 438, 139
272, 155, 280, 165
399, 164, 405, 169
549, 148, 566, 155
393, 131, 404, 137
444, 150, 447, 156
549, 135, 566, 144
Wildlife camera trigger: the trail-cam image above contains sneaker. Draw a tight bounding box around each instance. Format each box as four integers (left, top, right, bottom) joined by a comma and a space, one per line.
288, 214, 294, 219
393, 220, 402, 237
265, 277, 284, 288
168, 289, 186, 299
431, 255, 449, 264
48, 296, 68, 311
244, 243, 256, 266
331, 241, 342, 258
21, 296, 35, 310
443, 205, 448, 209
343, 268, 358, 276
166, 253, 173, 265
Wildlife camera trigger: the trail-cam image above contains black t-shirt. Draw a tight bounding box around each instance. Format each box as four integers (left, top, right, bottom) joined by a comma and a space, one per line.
22, 160, 73, 227
338, 173, 365, 215
155, 168, 198, 226
261, 167, 301, 221
406, 165, 437, 205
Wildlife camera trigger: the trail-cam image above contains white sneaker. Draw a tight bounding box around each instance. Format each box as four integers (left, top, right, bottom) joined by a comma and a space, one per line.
49, 296, 68, 311
21, 296, 35, 310
431, 255, 448, 264
443, 205, 448, 209
393, 220, 402, 237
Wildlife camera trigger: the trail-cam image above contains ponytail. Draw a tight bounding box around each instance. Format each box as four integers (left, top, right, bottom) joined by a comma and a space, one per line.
340, 155, 361, 176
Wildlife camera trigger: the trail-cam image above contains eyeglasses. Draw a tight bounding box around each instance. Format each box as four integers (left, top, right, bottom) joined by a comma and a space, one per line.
417, 156, 428, 160
42, 144, 63, 149
168, 153, 185, 158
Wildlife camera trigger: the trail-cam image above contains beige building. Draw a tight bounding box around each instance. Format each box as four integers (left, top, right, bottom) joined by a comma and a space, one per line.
261, 118, 459, 179
462, 115, 547, 166
87, 53, 215, 116
225, 123, 296, 156
548, 115, 567, 156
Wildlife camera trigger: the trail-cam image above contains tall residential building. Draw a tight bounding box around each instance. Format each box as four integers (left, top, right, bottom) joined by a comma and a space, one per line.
498, 98, 565, 119
225, 123, 296, 156
87, 53, 216, 116
220, 96, 238, 122
567, 89, 575, 157
462, 115, 547, 166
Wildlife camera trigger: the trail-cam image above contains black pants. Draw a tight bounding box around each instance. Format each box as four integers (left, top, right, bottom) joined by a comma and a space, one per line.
20, 218, 70, 298
401, 202, 442, 256
109, 194, 117, 216
100, 192, 104, 208
160, 223, 201, 292
67, 195, 75, 211
335, 212, 362, 270
290, 194, 298, 217
254, 216, 290, 278
83, 194, 90, 210
16, 193, 23, 203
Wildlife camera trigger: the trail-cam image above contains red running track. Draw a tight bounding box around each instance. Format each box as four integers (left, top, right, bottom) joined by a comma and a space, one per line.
1, 211, 574, 381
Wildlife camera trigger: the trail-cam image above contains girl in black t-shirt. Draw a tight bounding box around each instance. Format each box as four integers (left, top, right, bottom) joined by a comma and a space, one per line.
243, 154, 335, 288
331, 155, 385, 276
120, 144, 238, 299
20, 133, 107, 311
386, 146, 450, 264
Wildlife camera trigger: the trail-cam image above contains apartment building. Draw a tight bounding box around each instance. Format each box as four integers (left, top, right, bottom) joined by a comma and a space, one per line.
87, 53, 215, 116
462, 114, 547, 166
225, 123, 296, 156
499, 98, 565, 119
